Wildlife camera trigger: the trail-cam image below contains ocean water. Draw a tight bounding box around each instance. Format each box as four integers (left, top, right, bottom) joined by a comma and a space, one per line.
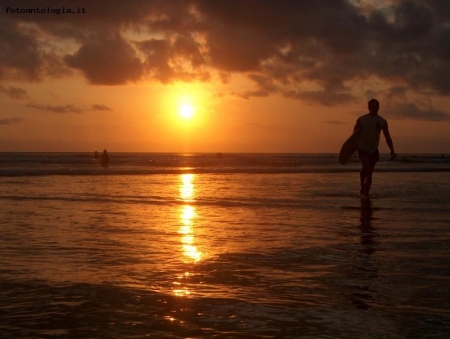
0, 153, 449, 338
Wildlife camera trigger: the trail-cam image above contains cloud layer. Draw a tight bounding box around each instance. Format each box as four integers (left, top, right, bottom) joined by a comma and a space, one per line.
26, 102, 83, 113
0, 117, 23, 125
0, 85, 29, 99
1, 0, 450, 118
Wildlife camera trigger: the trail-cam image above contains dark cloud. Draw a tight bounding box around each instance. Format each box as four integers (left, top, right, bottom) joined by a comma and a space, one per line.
26, 102, 83, 113
0, 85, 29, 99
386, 86, 409, 99
364, 1, 450, 95
0, 18, 42, 81
231, 74, 276, 99
92, 104, 113, 111
384, 102, 450, 121
137, 36, 210, 83
0, 117, 24, 125
65, 33, 143, 85
233, 89, 270, 100
0, 16, 71, 81
1, 0, 450, 112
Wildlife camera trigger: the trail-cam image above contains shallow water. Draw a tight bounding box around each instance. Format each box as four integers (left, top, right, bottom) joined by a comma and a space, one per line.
1, 168, 450, 338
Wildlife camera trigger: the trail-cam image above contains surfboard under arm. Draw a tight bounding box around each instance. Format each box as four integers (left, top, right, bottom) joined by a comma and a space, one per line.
339, 130, 360, 165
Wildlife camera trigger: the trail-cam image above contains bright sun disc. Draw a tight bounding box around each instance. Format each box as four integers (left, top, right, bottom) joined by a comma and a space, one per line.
179, 104, 194, 119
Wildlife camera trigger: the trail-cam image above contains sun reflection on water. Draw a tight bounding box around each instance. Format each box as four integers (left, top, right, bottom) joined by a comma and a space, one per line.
173, 174, 203, 297
178, 205, 203, 263
179, 173, 195, 201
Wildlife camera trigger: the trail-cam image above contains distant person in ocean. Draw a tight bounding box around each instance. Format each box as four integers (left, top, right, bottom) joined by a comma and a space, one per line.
100, 149, 109, 167
354, 99, 396, 197
94, 151, 99, 161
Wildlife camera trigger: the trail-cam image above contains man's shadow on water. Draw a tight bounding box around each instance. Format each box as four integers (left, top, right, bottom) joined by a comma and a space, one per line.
360, 198, 377, 252
349, 197, 380, 310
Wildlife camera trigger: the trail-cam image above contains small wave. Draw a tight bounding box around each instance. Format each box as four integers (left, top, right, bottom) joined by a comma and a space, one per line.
1, 166, 449, 177
1, 152, 449, 177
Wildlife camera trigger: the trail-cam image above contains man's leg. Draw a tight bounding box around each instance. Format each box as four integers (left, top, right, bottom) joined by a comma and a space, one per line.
360, 164, 367, 195
363, 163, 375, 195
359, 155, 375, 196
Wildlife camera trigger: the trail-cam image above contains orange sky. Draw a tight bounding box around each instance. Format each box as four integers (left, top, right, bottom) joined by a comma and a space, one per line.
1, 0, 449, 153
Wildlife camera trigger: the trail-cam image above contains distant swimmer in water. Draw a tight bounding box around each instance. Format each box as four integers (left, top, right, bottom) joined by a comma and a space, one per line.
100, 149, 109, 167
94, 151, 99, 161
354, 99, 396, 197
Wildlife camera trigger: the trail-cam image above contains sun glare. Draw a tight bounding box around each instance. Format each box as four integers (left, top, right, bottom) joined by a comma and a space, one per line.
179, 103, 194, 119
162, 87, 208, 127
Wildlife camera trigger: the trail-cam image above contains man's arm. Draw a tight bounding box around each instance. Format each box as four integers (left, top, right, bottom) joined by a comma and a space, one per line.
382, 121, 396, 159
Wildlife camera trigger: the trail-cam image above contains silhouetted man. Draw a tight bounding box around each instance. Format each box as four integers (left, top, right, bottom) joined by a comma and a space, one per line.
100, 149, 109, 167
354, 99, 395, 197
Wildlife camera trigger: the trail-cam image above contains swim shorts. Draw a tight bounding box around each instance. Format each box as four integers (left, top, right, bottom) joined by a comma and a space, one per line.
357, 148, 379, 164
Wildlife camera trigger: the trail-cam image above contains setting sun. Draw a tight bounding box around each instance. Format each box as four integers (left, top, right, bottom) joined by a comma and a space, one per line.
179, 103, 195, 119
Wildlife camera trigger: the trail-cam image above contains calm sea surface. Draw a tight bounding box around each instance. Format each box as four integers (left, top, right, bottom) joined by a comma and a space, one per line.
0, 153, 449, 338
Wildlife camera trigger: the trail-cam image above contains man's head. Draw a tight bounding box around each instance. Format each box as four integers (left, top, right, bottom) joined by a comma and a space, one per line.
368, 99, 379, 115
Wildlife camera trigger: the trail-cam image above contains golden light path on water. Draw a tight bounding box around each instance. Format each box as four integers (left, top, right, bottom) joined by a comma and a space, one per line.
173, 173, 202, 297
